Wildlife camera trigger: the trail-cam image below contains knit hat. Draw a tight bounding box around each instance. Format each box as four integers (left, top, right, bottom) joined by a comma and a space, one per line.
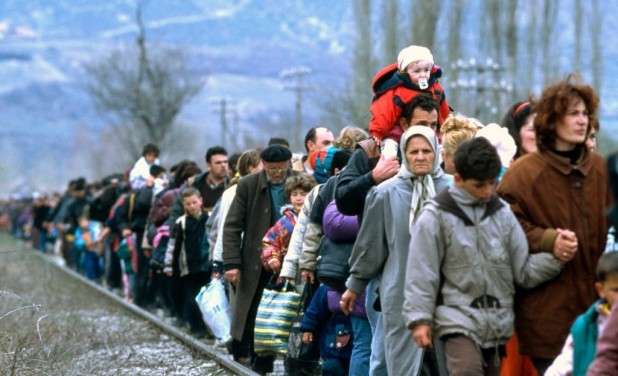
397, 45, 434, 71
260, 144, 292, 163
475, 123, 517, 168
309, 146, 339, 183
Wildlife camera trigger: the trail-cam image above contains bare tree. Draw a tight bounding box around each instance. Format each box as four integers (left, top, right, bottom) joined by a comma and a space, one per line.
540, 0, 559, 84
82, 0, 205, 162
320, 0, 375, 131
574, 0, 583, 74
482, 0, 503, 57
445, 0, 465, 111
381, 0, 399, 66
589, 0, 603, 94
409, 0, 439, 51
505, 0, 518, 85
523, 2, 539, 91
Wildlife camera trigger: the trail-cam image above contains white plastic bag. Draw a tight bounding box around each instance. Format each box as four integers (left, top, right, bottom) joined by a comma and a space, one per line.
196, 279, 232, 343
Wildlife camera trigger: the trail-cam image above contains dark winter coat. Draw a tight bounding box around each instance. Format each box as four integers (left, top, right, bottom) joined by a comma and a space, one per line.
300, 285, 353, 361
222, 169, 298, 340
116, 188, 152, 233
171, 211, 209, 277
334, 139, 380, 221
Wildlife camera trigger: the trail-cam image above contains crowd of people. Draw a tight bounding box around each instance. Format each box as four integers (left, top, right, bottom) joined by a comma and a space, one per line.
2, 44, 618, 376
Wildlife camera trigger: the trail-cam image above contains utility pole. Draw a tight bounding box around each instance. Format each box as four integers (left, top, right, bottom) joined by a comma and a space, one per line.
280, 66, 314, 150
227, 105, 240, 152
448, 58, 513, 123
210, 97, 231, 147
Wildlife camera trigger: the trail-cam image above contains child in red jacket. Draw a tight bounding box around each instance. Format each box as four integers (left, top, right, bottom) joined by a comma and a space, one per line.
261, 174, 317, 275
369, 45, 451, 158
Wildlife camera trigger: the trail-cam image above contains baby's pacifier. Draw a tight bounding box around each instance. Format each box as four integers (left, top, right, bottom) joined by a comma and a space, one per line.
418, 78, 428, 90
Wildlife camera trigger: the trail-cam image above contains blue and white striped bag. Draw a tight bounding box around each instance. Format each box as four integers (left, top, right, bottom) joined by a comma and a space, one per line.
254, 281, 301, 355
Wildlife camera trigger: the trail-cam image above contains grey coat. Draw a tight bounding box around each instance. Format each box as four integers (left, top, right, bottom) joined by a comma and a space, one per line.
403, 185, 563, 348
346, 173, 451, 376
222, 169, 298, 340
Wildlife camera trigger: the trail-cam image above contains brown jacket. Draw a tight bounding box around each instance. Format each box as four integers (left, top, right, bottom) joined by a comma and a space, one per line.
222, 169, 298, 340
497, 150, 611, 359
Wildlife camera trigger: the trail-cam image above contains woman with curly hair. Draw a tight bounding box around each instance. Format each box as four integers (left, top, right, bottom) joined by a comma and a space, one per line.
497, 74, 611, 374
439, 114, 483, 174
333, 126, 370, 153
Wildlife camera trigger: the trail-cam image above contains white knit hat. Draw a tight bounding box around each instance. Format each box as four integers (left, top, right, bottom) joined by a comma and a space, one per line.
397, 45, 434, 71
475, 123, 517, 168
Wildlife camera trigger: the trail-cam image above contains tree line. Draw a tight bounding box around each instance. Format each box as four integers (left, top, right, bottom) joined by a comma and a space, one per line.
82, 0, 609, 181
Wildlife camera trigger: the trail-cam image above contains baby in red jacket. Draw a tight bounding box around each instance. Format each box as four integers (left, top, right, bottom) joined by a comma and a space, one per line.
369, 45, 451, 158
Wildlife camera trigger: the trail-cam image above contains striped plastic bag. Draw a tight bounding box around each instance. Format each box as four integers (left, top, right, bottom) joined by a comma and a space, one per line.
254, 281, 301, 355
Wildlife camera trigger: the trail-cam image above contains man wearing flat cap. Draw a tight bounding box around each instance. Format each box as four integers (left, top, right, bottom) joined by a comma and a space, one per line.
223, 144, 299, 373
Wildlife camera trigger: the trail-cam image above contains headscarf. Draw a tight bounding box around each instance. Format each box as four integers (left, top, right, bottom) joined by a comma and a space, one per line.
397, 125, 444, 226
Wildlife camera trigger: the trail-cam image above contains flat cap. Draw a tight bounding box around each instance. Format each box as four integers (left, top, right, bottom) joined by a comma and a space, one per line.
260, 144, 292, 163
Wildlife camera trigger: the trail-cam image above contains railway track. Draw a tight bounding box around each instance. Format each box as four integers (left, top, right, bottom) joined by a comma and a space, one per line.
0, 234, 264, 376
44, 255, 260, 376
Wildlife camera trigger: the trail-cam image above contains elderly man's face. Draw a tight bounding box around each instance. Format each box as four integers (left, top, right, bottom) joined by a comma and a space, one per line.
264, 161, 289, 185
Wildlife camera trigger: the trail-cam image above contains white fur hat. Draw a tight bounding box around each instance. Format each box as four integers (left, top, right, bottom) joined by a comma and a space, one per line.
397, 45, 434, 71
475, 123, 517, 168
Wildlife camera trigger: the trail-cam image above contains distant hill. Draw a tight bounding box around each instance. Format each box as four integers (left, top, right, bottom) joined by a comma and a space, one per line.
0, 0, 353, 196
1, 0, 617, 197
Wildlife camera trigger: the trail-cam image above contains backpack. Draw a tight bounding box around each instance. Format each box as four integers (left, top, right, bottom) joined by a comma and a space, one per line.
317, 199, 358, 291
117, 234, 137, 274
149, 225, 170, 271
316, 236, 354, 292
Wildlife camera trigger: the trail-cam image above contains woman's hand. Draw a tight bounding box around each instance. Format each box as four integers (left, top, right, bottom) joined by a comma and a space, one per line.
340, 289, 357, 316
553, 228, 578, 263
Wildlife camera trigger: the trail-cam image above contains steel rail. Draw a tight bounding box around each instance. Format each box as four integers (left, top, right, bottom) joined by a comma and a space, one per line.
34, 251, 259, 376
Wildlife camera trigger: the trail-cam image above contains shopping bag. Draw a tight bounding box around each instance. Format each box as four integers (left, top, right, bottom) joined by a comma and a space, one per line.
195, 278, 232, 343
284, 280, 321, 375
254, 280, 301, 355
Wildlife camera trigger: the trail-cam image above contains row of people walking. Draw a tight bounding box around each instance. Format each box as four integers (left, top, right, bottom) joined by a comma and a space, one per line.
2, 43, 617, 376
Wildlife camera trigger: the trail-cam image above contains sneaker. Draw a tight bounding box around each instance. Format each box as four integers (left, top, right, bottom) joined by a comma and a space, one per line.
214, 338, 230, 350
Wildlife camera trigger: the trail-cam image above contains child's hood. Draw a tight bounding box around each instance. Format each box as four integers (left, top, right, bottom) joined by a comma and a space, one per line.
280, 204, 295, 216
372, 62, 443, 96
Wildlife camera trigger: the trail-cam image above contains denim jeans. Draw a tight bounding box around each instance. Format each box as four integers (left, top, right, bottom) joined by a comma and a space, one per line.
349, 314, 371, 375
84, 250, 103, 280
366, 277, 387, 376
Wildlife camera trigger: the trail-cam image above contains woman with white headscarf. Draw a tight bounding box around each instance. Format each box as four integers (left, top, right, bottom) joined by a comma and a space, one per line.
340, 125, 451, 376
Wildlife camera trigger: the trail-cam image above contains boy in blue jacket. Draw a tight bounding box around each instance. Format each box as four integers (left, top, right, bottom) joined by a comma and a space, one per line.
301, 284, 355, 375
546, 251, 618, 375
